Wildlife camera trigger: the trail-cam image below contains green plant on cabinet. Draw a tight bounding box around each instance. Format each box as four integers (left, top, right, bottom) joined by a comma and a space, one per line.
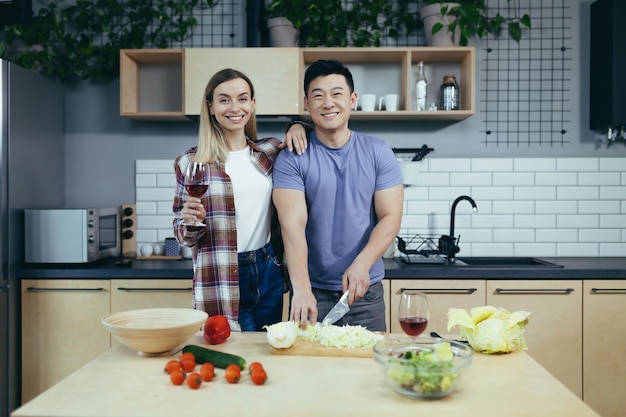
0, 0, 217, 82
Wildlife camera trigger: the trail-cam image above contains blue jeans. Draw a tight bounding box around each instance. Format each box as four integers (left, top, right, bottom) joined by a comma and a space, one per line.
237, 242, 284, 331
312, 281, 386, 332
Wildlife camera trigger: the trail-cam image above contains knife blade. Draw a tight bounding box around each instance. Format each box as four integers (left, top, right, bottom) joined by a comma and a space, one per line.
321, 290, 350, 326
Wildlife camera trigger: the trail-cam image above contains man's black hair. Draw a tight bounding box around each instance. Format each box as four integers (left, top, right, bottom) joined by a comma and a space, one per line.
303, 59, 355, 97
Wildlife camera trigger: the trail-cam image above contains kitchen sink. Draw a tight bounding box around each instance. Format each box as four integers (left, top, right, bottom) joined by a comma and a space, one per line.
453, 257, 563, 268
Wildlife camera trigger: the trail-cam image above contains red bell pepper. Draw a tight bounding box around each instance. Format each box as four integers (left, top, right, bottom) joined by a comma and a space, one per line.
203, 315, 231, 345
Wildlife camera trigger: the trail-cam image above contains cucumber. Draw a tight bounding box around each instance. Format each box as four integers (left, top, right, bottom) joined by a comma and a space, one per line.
182, 345, 246, 370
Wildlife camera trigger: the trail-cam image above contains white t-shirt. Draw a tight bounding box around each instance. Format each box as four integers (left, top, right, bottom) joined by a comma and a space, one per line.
225, 146, 272, 252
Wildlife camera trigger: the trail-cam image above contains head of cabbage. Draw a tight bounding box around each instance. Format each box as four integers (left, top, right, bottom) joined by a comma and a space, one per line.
447, 306, 531, 354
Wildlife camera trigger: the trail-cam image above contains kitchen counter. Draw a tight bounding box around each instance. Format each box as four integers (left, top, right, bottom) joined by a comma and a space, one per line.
19, 256, 626, 280
11, 332, 600, 417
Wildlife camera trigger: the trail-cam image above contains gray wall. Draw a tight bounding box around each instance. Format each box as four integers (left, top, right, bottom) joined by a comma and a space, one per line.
63, 0, 626, 209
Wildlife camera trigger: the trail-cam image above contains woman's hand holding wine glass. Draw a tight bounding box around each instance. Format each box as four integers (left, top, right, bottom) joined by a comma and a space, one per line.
398, 290, 429, 338
183, 162, 208, 227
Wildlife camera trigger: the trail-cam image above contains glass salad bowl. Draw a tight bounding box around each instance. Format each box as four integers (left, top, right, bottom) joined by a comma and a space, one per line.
373, 337, 473, 399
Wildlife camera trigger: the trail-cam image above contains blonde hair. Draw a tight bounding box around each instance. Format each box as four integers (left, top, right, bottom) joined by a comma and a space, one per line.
194, 68, 258, 163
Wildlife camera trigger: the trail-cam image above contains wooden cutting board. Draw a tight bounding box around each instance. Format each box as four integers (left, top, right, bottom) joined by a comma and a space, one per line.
269, 338, 374, 358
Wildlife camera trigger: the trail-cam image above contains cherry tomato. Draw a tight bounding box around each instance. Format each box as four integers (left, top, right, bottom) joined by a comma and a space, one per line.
248, 361, 264, 374
199, 363, 215, 382
186, 372, 202, 389
225, 363, 241, 384
180, 352, 195, 362
170, 369, 186, 386
164, 359, 182, 375
180, 356, 196, 372
250, 368, 267, 386
203, 315, 231, 345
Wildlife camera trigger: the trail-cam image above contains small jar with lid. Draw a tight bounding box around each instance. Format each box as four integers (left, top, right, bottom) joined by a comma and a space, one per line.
439, 75, 459, 111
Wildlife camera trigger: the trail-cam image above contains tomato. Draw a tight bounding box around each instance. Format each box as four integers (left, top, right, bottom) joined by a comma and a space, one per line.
225, 363, 241, 384
250, 368, 267, 386
180, 355, 196, 372
203, 315, 231, 345
248, 361, 264, 374
199, 363, 215, 382
186, 372, 202, 389
170, 369, 186, 386
164, 359, 182, 375
180, 352, 195, 362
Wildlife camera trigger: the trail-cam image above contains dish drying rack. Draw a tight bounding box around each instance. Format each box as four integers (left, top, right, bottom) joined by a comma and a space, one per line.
396, 233, 450, 264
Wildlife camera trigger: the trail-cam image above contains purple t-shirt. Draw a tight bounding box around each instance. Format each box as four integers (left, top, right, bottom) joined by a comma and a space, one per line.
273, 131, 403, 290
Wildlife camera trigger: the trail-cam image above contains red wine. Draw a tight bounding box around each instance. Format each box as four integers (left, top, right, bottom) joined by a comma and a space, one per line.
399, 317, 428, 336
185, 184, 208, 198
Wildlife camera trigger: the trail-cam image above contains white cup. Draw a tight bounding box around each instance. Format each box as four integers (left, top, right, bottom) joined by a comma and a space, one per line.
354, 94, 377, 111
152, 243, 164, 256
379, 94, 399, 111
181, 245, 193, 259
140, 244, 154, 257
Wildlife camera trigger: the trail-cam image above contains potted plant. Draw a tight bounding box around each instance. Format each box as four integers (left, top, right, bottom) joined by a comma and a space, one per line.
420, 0, 532, 46
0, 0, 217, 82
265, 0, 421, 47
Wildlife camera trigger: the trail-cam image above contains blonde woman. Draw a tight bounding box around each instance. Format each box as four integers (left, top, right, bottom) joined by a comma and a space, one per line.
173, 68, 307, 331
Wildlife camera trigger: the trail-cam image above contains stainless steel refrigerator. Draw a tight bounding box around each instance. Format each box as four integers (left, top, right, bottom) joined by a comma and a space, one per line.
1, 60, 65, 416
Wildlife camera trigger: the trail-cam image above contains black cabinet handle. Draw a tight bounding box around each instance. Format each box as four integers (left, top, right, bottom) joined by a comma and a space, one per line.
26, 287, 105, 292
494, 288, 574, 295
396, 288, 477, 295
590, 288, 626, 294
116, 287, 192, 292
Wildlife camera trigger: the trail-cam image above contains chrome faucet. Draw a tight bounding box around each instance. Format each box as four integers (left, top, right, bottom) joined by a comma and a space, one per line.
438, 195, 478, 264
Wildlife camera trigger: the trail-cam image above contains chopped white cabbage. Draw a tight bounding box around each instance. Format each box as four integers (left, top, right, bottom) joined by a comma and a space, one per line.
297, 322, 385, 349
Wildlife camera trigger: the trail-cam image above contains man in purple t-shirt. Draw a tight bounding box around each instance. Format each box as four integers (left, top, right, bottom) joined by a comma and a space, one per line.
272, 59, 404, 331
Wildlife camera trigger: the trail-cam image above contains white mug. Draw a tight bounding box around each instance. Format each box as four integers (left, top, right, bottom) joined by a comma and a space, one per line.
379, 94, 399, 111
354, 94, 377, 111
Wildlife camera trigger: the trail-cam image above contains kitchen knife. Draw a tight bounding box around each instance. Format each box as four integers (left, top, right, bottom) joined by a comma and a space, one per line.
321, 291, 350, 326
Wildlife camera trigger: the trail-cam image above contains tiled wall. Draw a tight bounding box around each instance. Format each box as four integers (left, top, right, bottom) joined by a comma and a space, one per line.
135, 157, 626, 258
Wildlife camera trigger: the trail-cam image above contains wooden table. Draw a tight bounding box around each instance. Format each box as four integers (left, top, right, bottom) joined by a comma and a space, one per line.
12, 332, 601, 417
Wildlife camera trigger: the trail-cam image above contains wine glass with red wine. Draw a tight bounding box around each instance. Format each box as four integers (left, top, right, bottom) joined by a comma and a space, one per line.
183, 161, 208, 227
398, 290, 429, 337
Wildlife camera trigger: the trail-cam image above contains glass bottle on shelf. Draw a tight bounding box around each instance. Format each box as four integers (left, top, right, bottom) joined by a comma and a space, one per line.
439, 75, 459, 111
416, 61, 428, 111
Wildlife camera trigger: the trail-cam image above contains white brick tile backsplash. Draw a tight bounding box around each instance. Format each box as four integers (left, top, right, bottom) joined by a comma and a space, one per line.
493, 172, 534, 186
536, 229, 578, 242
557, 158, 599, 172
557, 215, 599, 228
514, 187, 557, 200
514, 215, 556, 228
557, 186, 600, 200
535, 172, 577, 186
429, 158, 470, 172
514, 158, 556, 172
578, 172, 620, 186
600, 186, 626, 200
600, 243, 626, 256
470, 158, 513, 172
134, 158, 626, 255
579, 229, 621, 242
535, 201, 578, 214
450, 172, 492, 186
578, 200, 621, 214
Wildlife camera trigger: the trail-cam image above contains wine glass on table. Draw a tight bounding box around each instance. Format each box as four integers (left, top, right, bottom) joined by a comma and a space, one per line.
183, 161, 208, 227
398, 290, 429, 338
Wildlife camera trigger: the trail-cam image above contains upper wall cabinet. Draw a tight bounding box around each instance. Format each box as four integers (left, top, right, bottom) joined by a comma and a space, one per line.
300, 47, 475, 121
120, 47, 475, 122
184, 48, 300, 117
120, 49, 187, 121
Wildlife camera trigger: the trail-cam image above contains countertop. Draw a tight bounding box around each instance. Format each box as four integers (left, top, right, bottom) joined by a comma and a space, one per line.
19, 256, 626, 280
11, 332, 601, 417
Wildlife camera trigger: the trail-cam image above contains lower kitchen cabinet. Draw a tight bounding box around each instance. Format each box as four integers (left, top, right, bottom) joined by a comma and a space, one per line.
110, 279, 194, 347
388, 279, 486, 335
487, 280, 583, 399
582, 280, 626, 417
21, 279, 111, 404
